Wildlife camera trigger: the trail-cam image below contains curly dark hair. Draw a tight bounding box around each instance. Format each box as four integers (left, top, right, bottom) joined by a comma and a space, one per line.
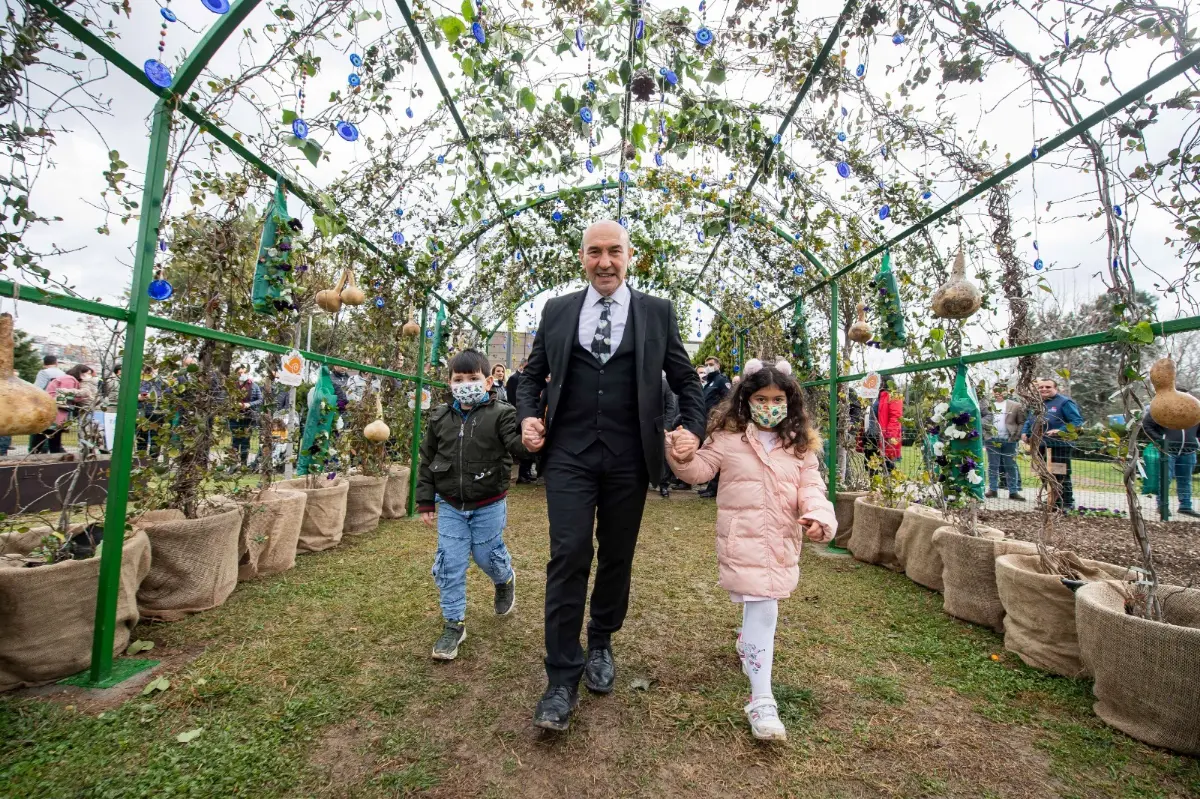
707, 363, 819, 453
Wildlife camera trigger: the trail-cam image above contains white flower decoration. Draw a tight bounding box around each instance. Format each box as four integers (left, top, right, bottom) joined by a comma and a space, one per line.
932, 441, 945, 456
933, 402, 949, 417
967, 470, 984, 485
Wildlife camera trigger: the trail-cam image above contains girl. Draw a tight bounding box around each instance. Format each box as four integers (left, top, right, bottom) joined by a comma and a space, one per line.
667, 358, 836, 741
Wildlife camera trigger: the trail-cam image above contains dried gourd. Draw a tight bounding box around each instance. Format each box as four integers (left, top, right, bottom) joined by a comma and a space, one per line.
339, 268, 365, 307
402, 318, 421, 338
0, 313, 56, 436
363, 394, 390, 442
1148, 358, 1200, 430
848, 304, 873, 344
315, 270, 348, 314
931, 245, 982, 320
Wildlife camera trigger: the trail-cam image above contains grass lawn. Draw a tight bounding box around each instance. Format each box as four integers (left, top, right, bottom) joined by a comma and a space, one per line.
1, 488, 1197, 798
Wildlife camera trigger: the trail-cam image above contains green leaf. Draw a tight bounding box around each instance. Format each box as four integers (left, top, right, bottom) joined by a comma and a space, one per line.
126, 640, 155, 655
461, 0, 475, 21
631, 122, 647, 151
561, 95, 576, 115
705, 66, 726, 84
1130, 320, 1155, 345
176, 728, 203, 744
438, 17, 466, 44
519, 87, 536, 113
142, 676, 170, 695
930, 328, 945, 341
282, 109, 297, 125
302, 140, 322, 167
619, 59, 633, 86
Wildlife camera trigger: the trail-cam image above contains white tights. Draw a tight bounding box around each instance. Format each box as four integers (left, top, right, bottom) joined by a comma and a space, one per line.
739, 599, 778, 701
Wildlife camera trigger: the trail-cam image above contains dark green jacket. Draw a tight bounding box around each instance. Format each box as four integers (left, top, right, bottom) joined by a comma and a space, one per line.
416, 396, 528, 513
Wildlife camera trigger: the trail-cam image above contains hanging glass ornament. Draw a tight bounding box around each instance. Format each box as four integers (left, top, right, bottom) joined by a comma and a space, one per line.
619, 170, 630, 183
856, 63, 866, 78
771, 133, 781, 144
836, 161, 851, 179
337, 121, 359, 141
697, 229, 706, 243
292, 118, 309, 139
654, 153, 664, 167
145, 59, 172, 88
392, 232, 405, 245
579, 107, 593, 124
620, 217, 629, 228
695, 27, 714, 47
664, 70, 678, 86
552, 210, 564, 222
1031, 146, 1039, 160
922, 189, 932, 199
837, 131, 847, 142
472, 21, 486, 44
585, 158, 595, 173
879, 205, 890, 220
158, 239, 168, 252
892, 33, 905, 44
841, 106, 848, 117
1114, 204, 1123, 217
201, 0, 230, 13
437, 154, 445, 164
636, 19, 645, 39
161, 7, 176, 21
350, 53, 363, 68
575, 27, 586, 50
148, 277, 173, 301
395, 208, 404, 217
1033, 258, 1044, 270
374, 297, 385, 308
601, 193, 610, 205
348, 73, 361, 87
793, 265, 805, 276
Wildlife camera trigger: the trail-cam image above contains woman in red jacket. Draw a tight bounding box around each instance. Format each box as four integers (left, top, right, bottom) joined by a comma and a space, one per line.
862, 386, 903, 473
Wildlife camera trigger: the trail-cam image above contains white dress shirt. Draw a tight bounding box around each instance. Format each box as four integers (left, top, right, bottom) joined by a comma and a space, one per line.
577, 281, 631, 353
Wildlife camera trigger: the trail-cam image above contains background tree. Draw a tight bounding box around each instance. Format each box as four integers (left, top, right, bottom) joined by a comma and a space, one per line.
11, 326, 40, 383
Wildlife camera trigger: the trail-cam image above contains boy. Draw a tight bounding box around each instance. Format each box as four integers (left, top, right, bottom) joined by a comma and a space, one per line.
417, 349, 528, 660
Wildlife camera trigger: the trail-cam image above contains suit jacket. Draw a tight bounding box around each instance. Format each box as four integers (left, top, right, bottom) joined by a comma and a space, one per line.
517, 285, 705, 479
662, 376, 678, 431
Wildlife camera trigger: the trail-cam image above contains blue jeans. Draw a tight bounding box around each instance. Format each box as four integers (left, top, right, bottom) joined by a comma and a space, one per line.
986, 440, 1020, 494
432, 498, 514, 621
1159, 452, 1196, 512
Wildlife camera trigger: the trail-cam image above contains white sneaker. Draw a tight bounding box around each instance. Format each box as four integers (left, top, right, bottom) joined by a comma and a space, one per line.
745, 697, 787, 741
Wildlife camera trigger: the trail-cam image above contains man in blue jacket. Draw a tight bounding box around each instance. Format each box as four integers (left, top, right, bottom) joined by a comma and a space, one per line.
1021, 378, 1085, 510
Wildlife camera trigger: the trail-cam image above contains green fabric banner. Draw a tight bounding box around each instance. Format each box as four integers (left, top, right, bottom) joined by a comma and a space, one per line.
296, 365, 339, 476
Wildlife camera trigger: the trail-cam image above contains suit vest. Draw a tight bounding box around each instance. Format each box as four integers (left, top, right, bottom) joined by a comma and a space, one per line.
550, 324, 641, 457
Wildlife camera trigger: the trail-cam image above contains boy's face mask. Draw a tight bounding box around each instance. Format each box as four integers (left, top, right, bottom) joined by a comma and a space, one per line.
750, 402, 787, 429
451, 381, 488, 407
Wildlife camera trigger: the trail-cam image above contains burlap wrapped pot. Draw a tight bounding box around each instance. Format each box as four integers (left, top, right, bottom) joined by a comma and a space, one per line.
894, 504, 949, 591
135, 501, 243, 622
278, 476, 349, 553
832, 491, 869, 549
238, 488, 308, 581
996, 552, 1132, 677
0, 527, 151, 691
344, 475, 387, 535
382, 465, 412, 519
848, 496, 907, 571
1077, 581, 1200, 756
933, 525, 1036, 632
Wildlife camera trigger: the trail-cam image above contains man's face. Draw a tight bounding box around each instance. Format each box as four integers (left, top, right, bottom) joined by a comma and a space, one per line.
705, 359, 719, 374
579, 222, 630, 296
1036, 380, 1057, 399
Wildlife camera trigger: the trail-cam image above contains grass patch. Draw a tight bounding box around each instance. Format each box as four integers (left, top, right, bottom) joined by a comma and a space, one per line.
1, 488, 1197, 798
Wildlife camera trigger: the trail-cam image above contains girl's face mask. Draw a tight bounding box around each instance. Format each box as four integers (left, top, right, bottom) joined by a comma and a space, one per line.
451, 380, 489, 407
750, 401, 787, 429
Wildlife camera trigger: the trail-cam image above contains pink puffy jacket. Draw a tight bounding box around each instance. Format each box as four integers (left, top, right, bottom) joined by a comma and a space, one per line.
668, 426, 837, 599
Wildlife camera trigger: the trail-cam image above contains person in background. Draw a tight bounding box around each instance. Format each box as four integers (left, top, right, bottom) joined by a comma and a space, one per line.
329, 363, 351, 407
862, 382, 903, 474
983, 384, 1026, 501
659, 372, 678, 498
491, 363, 509, 403
695, 356, 734, 498
104, 364, 122, 411
33, 364, 94, 454
34, 354, 65, 390
507, 360, 535, 484
229, 365, 263, 466
1021, 378, 1084, 511
1142, 388, 1200, 518
138, 364, 165, 459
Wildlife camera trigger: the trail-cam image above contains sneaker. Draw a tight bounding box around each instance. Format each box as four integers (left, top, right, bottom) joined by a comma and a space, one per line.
984, 490, 998, 499
431, 621, 466, 660
495, 572, 516, 616
1009, 493, 1027, 501
744, 697, 787, 741
1179, 508, 1200, 518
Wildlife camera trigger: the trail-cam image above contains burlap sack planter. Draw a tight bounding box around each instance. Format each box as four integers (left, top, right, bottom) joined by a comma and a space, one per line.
1077, 581, 1200, 756
381, 465, 412, 520
237, 488, 307, 581
0, 527, 151, 691
996, 553, 1132, 678
278, 476, 349, 553
344, 475, 388, 535
894, 504, 948, 590
933, 526, 1036, 632
135, 502, 243, 622
848, 497, 907, 570
833, 491, 869, 549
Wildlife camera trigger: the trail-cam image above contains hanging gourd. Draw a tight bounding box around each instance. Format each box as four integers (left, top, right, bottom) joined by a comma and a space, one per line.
848, 304, 873, 344
402, 315, 421, 338
339, 267, 365, 306
869, 249, 907, 349
931, 243, 982, 320
0, 313, 56, 436
1148, 358, 1200, 430
315, 270, 348, 314
363, 394, 390, 443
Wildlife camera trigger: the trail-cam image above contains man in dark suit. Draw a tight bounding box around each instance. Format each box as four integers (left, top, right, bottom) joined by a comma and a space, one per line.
517, 220, 705, 731
506, 360, 535, 483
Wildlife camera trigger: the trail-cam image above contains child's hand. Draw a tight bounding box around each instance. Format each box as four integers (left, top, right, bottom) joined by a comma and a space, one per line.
420, 511, 436, 527
668, 427, 699, 463
802, 519, 831, 543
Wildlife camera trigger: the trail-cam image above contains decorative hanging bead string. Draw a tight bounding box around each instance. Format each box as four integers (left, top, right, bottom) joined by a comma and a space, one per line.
1030, 77, 1043, 271
144, 2, 175, 89
292, 52, 310, 140
581, 10, 595, 177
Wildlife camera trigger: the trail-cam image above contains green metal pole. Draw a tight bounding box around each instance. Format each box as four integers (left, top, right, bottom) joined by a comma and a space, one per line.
406, 300, 431, 518
86, 99, 172, 685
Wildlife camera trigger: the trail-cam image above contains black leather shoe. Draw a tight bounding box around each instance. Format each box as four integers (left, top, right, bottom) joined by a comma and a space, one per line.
584, 647, 615, 694
696, 489, 717, 498
659, 485, 670, 498
533, 684, 579, 731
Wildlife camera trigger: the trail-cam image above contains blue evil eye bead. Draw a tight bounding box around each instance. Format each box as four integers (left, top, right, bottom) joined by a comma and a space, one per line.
161, 7, 177, 22
1033, 258, 1044, 270
552, 210, 563, 222
437, 154, 445, 164
695, 27, 714, 47
1114, 204, 1122, 217
601, 194, 610, 204
480, 218, 489, 227
789, 171, 796, 180
836, 161, 851, 179
654, 153, 663, 166
856, 63, 866, 77
392, 232, 405, 245
1033, 240, 1039, 250
636, 19, 645, 39
292, 118, 309, 139
690, 172, 697, 181
619, 170, 630, 183
447, 282, 453, 291
374, 297, 385, 308
697, 230, 705, 243
893, 33, 906, 44
843, 242, 851, 250
575, 28, 586, 50
405, 107, 414, 118
158, 239, 168, 252
579, 107, 593, 124
600, 178, 607, 185
201, 0, 230, 13
538, 183, 545, 191
837, 131, 846, 142
515, 251, 523, 261
1031, 146, 1039, 160
841, 106, 848, 117
586, 79, 596, 92
753, 299, 762, 308
620, 217, 629, 228
472, 21, 486, 44
350, 53, 363, 68
337, 121, 359, 141
772, 134, 781, 144
922, 190, 932, 199
878, 205, 890, 220
348, 74, 361, 87
147, 278, 173, 301
426, 330, 434, 338
659, 67, 668, 76
880, 145, 888, 157
793, 265, 805, 275
144, 59, 172, 88
395, 208, 404, 217
659, 119, 667, 135
664, 70, 678, 86
700, 182, 706, 189
585, 158, 594, 173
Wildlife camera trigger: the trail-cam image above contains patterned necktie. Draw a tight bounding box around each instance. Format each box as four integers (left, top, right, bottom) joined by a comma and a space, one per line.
591, 296, 615, 364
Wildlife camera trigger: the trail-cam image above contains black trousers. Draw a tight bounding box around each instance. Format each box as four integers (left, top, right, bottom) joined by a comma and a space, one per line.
1041, 441, 1075, 509
542, 439, 649, 686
